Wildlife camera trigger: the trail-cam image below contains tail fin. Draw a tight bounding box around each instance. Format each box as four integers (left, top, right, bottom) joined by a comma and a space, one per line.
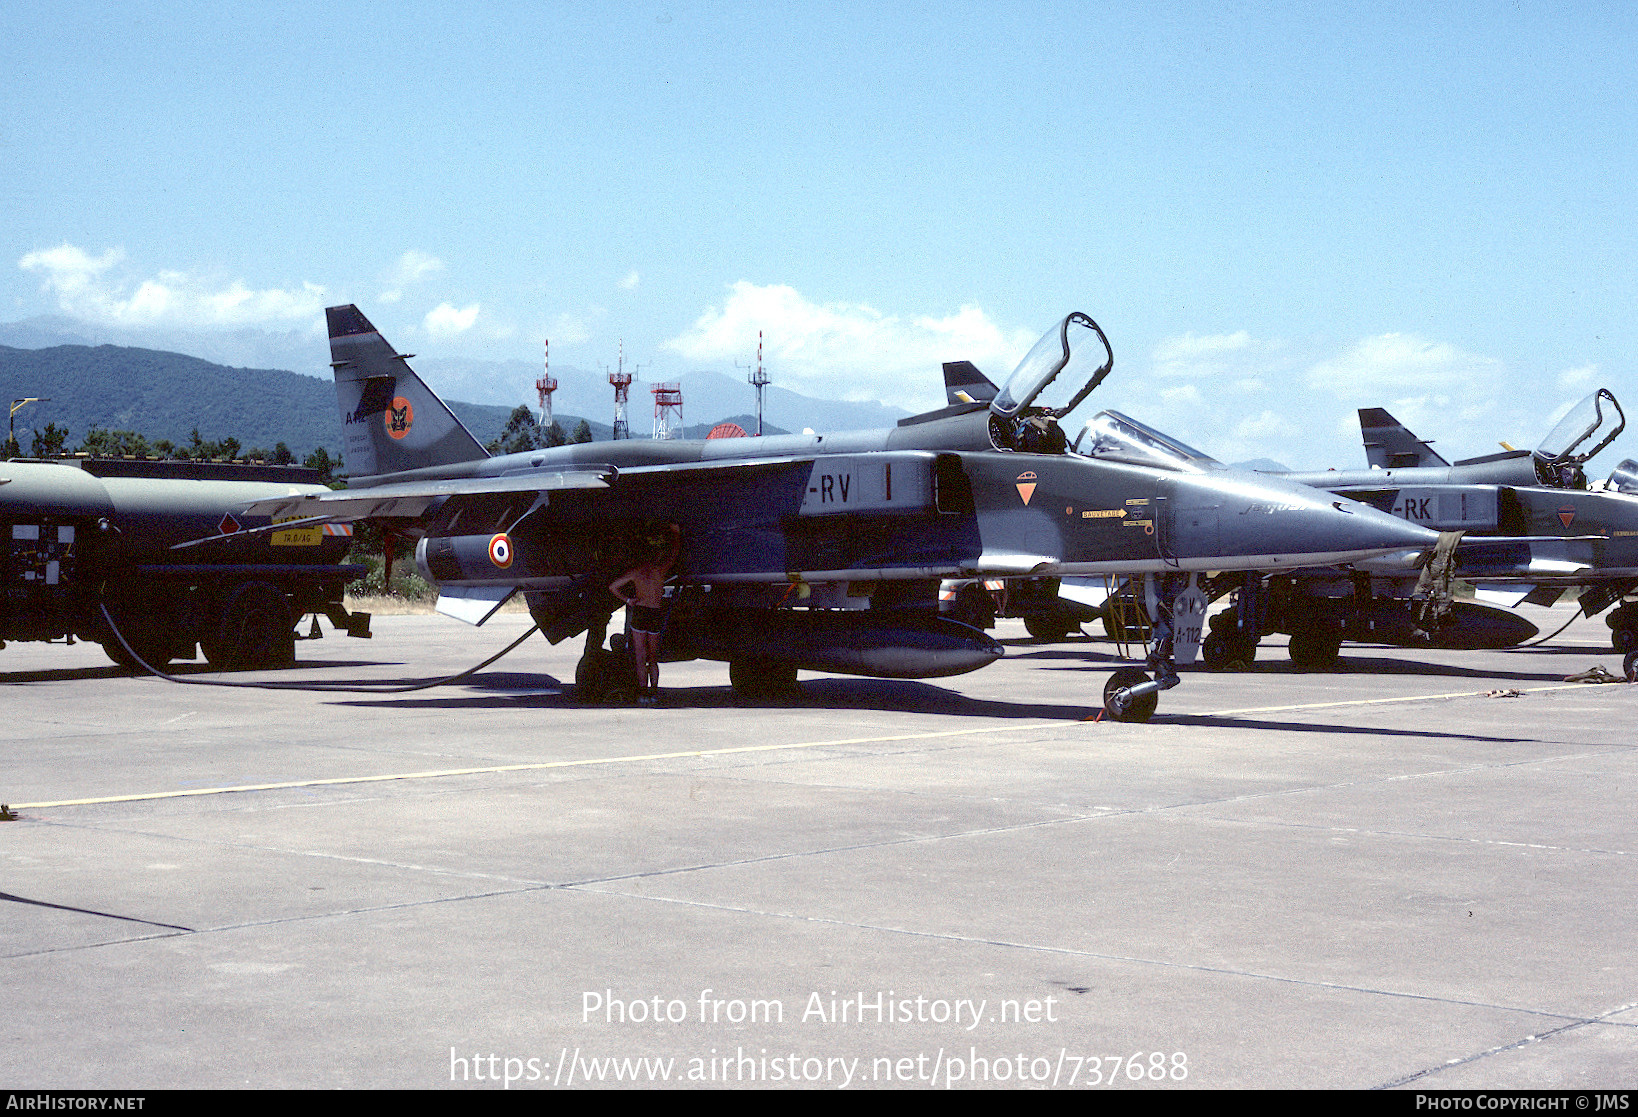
1359, 407, 1449, 469
942, 360, 999, 405
327, 305, 488, 478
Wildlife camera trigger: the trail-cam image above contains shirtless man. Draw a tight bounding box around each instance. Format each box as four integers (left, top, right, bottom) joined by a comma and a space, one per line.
608, 524, 681, 705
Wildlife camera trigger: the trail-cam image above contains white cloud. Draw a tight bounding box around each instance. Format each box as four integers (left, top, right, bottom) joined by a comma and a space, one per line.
1148, 329, 1287, 384
1127, 328, 1557, 470
1152, 330, 1252, 363
1234, 409, 1299, 442
1558, 363, 1597, 388
379, 250, 444, 303
663, 281, 1036, 409
1305, 333, 1501, 395
550, 312, 594, 346
424, 302, 480, 336
619, 270, 640, 290
18, 244, 124, 298
19, 243, 324, 328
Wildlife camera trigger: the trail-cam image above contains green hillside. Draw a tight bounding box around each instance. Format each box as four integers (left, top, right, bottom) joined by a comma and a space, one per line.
0, 343, 605, 456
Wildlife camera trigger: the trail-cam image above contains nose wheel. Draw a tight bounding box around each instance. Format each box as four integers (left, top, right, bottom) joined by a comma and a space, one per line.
1099, 574, 1196, 722
1102, 666, 1158, 722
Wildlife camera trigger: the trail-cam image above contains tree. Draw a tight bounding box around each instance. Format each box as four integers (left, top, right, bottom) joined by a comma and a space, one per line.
544, 421, 566, 448
487, 405, 546, 455
79, 427, 151, 457
571, 419, 593, 444
29, 422, 69, 457
303, 446, 338, 482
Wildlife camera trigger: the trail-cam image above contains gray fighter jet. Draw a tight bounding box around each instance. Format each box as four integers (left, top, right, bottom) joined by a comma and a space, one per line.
244, 306, 1439, 721
1201, 390, 1638, 673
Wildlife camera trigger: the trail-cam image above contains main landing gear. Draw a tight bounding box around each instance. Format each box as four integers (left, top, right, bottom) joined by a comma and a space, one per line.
1608, 602, 1638, 654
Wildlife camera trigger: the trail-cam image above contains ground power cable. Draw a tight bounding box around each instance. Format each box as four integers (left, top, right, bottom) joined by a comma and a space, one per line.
1518, 612, 1579, 648
98, 603, 543, 694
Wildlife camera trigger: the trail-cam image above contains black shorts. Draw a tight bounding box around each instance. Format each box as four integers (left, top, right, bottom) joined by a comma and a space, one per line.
630, 604, 664, 635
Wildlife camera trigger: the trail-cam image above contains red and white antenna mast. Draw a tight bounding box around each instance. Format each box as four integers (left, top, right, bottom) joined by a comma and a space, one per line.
652, 381, 684, 440
740, 329, 770, 436
535, 338, 557, 430
608, 339, 634, 440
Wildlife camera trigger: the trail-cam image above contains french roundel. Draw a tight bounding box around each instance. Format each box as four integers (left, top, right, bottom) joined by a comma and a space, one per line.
488, 533, 513, 568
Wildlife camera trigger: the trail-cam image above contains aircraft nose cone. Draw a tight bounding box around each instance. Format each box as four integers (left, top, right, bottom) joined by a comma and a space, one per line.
1185, 473, 1442, 566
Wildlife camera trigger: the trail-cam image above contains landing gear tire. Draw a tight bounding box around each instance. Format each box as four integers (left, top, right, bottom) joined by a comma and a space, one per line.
1201, 631, 1256, 671
1608, 604, 1638, 652
204, 582, 294, 670
729, 659, 799, 698
1288, 624, 1342, 671
1024, 614, 1074, 642
575, 647, 638, 704
1102, 666, 1158, 723
949, 584, 995, 630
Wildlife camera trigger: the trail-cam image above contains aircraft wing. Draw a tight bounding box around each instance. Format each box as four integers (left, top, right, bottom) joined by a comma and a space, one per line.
238, 468, 616, 522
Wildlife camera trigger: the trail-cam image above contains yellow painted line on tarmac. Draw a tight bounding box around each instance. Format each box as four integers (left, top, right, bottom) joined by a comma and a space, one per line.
1206, 681, 1615, 717
8, 723, 1062, 810
11, 681, 1629, 811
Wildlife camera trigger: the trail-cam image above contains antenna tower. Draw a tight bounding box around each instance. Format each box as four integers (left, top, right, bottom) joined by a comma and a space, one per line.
739, 329, 770, 436
535, 338, 557, 430
652, 382, 684, 440
607, 340, 635, 440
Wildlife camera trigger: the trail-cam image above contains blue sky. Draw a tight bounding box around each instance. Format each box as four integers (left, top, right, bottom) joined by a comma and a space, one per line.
3, 1, 1633, 467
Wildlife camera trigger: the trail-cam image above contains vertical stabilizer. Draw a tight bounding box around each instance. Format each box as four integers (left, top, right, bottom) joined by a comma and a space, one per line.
1359, 407, 1449, 469
942, 361, 999, 405
326, 305, 488, 478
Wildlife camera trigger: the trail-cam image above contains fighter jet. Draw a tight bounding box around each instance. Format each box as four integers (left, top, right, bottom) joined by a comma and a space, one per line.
1201, 389, 1638, 673
243, 305, 1439, 721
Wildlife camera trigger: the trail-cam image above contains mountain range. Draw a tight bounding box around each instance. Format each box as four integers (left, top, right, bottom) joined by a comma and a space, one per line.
0, 316, 913, 456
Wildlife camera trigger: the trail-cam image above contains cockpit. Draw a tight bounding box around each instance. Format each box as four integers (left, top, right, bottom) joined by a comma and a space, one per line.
988, 312, 1113, 454
1072, 410, 1224, 474
1534, 388, 1627, 489
985, 313, 1225, 472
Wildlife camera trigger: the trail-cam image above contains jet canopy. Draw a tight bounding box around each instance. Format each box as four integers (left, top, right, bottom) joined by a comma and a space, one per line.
1607, 458, 1638, 496
991, 312, 1113, 422
1072, 410, 1224, 474
1536, 389, 1624, 469
1531, 389, 1625, 488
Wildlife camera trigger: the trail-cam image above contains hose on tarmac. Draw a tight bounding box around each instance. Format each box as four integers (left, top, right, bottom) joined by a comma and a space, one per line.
98, 603, 544, 694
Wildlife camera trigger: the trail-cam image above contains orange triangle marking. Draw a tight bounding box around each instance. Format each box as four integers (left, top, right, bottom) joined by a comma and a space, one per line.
1017, 483, 1036, 505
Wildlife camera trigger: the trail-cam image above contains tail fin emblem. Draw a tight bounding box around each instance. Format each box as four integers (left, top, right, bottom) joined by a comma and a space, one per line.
387, 397, 414, 440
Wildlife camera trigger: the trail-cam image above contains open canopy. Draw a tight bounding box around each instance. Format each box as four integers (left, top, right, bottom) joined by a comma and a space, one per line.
991, 312, 1114, 421
1536, 388, 1625, 468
